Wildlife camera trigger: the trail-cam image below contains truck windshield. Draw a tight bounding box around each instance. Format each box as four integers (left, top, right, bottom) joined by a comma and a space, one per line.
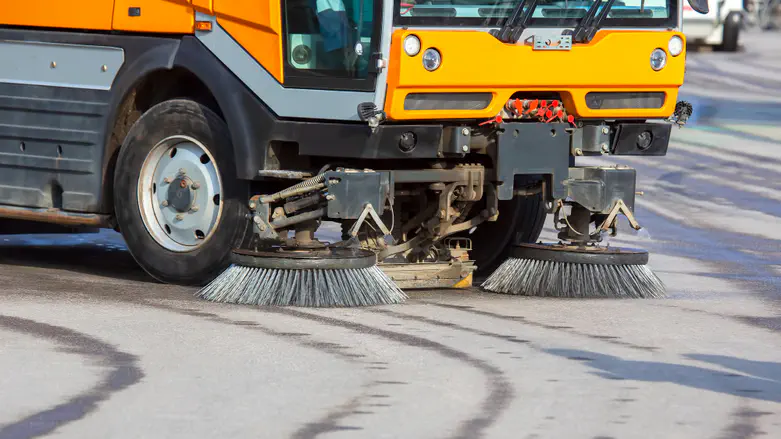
394, 0, 677, 29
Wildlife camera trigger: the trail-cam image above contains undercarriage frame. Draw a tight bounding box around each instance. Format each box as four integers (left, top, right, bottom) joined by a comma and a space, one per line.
236, 109, 688, 288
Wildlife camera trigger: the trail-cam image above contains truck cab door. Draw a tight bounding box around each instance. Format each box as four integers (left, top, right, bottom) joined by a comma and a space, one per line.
202, 0, 390, 121
281, 0, 381, 93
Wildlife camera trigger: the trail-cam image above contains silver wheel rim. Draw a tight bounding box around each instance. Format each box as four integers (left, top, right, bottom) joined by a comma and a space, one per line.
137, 135, 223, 253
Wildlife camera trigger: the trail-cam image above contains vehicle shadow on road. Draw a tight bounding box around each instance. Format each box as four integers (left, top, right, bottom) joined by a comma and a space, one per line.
545, 348, 781, 404
684, 353, 781, 383
0, 232, 156, 284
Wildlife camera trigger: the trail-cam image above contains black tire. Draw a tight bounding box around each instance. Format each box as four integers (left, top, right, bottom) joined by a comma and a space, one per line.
465, 190, 547, 275
113, 99, 251, 285
719, 12, 741, 52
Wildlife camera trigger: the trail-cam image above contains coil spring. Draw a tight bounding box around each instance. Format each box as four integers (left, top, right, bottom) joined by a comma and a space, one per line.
259, 172, 327, 204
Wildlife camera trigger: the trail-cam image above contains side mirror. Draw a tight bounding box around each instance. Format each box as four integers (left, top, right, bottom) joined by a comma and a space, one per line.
687, 0, 709, 14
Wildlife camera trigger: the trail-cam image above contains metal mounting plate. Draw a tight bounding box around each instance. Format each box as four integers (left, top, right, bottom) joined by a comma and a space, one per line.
566, 166, 637, 213
533, 35, 572, 51
325, 170, 391, 219
495, 122, 570, 200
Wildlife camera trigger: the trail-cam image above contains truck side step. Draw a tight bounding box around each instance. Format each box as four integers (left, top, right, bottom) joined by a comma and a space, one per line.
0, 205, 113, 228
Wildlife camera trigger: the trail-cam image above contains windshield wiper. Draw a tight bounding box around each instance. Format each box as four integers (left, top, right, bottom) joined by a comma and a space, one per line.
492, 0, 540, 43
572, 0, 618, 43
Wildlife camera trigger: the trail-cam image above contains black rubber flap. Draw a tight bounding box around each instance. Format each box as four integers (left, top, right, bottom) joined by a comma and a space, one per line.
232, 247, 378, 270
509, 243, 649, 266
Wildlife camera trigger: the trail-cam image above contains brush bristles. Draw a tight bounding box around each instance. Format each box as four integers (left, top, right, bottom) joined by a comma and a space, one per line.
196, 265, 407, 307
482, 257, 666, 298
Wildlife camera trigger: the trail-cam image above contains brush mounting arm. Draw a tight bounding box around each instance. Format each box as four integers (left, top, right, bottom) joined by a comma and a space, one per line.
597, 199, 641, 237
347, 203, 394, 244
247, 167, 392, 244
554, 165, 642, 244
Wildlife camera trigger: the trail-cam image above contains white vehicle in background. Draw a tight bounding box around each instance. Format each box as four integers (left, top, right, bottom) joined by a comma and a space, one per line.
748, 0, 781, 29
682, 0, 745, 51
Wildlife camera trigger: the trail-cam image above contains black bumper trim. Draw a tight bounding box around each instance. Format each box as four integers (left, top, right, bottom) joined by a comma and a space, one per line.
296, 124, 445, 159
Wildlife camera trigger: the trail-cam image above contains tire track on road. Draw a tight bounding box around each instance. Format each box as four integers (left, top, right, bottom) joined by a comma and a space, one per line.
140, 301, 386, 438
425, 303, 659, 352
360, 308, 665, 436
370, 308, 538, 348
265, 307, 514, 439
715, 404, 774, 439
291, 393, 365, 439
369, 307, 781, 436
0, 315, 144, 439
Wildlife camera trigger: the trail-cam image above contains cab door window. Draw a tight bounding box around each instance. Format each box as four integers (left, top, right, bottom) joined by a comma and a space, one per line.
282, 0, 379, 91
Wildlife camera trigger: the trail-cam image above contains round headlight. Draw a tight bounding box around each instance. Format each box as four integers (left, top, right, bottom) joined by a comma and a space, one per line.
404, 35, 421, 56
422, 48, 441, 71
668, 35, 683, 57
650, 48, 667, 71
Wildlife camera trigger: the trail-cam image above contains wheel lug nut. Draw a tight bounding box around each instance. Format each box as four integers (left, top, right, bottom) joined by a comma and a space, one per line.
192, 182, 200, 190
163, 177, 172, 184
191, 205, 199, 212
162, 200, 169, 207
179, 168, 186, 175
175, 214, 184, 221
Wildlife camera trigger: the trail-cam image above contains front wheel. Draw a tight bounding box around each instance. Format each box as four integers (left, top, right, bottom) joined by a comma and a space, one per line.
464, 189, 547, 275
113, 99, 251, 285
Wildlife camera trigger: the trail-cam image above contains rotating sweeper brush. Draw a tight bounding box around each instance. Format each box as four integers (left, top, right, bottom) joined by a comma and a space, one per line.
195, 167, 410, 308
481, 243, 665, 298
197, 247, 406, 307
482, 190, 666, 299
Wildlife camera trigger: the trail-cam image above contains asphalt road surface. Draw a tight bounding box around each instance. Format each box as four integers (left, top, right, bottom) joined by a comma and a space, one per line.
2, 31, 781, 439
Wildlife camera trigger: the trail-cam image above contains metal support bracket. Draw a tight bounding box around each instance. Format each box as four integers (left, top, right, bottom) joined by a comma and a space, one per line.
598, 199, 641, 236
348, 203, 394, 242
249, 196, 280, 241
533, 34, 572, 50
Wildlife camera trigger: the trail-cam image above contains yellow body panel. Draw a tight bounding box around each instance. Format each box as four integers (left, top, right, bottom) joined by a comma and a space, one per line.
2, 1, 114, 30
452, 273, 473, 289
385, 29, 686, 121
214, 0, 284, 83
112, 0, 195, 33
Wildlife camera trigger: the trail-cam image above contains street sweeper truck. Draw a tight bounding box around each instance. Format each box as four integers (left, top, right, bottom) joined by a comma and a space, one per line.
0, 0, 708, 305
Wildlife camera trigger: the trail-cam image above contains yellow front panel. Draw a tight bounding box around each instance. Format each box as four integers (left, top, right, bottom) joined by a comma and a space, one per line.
2, 0, 114, 30
214, 0, 284, 83
112, 0, 195, 33
385, 29, 686, 121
